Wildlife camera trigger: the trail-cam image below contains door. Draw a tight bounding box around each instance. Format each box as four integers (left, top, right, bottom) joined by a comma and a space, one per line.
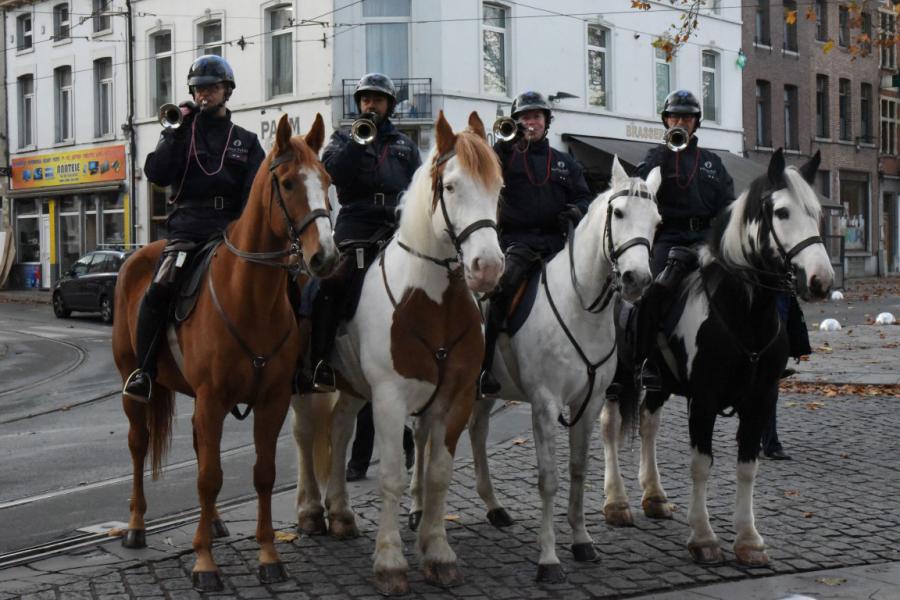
40, 214, 50, 289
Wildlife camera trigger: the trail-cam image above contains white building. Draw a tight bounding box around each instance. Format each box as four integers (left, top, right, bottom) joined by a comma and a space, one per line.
2, 0, 746, 288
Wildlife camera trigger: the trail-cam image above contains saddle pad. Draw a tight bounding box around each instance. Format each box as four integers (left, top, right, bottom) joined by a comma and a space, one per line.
174, 239, 223, 323
505, 268, 541, 337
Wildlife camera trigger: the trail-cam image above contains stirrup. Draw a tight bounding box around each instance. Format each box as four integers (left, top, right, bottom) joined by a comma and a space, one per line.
123, 369, 152, 403
637, 359, 662, 392
479, 370, 501, 398
312, 361, 337, 393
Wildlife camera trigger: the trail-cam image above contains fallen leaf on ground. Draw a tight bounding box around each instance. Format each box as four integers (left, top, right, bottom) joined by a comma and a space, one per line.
817, 577, 847, 586
804, 512, 814, 518
107, 528, 125, 537
275, 531, 298, 543
784, 490, 800, 497
512, 438, 528, 445
840, 453, 849, 458
444, 514, 460, 521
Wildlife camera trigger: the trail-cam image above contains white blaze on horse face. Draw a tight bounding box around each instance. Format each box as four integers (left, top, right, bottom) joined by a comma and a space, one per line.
300, 166, 338, 273
607, 185, 660, 301
435, 158, 503, 294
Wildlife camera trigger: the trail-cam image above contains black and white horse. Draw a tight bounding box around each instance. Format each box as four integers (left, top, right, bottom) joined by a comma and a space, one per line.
601, 149, 833, 567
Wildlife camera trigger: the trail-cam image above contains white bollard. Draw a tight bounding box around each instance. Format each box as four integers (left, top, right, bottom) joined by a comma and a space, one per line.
875, 312, 896, 325
829, 290, 844, 301
819, 318, 842, 331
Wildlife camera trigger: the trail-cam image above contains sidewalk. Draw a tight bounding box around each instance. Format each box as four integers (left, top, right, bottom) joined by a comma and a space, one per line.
0, 289, 52, 305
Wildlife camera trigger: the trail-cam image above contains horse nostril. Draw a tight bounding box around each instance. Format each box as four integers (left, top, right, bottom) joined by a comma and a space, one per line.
621, 271, 634, 286
309, 251, 323, 272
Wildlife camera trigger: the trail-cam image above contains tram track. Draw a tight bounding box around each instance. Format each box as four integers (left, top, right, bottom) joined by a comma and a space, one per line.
0, 328, 90, 398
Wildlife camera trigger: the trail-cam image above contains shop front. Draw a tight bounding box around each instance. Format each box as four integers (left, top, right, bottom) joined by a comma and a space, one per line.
8, 145, 130, 289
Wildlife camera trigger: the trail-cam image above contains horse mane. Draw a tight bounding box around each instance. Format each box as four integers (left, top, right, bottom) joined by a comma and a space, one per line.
454, 130, 503, 195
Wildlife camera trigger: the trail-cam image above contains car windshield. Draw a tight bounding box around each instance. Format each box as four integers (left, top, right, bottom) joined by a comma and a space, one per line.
71, 255, 94, 276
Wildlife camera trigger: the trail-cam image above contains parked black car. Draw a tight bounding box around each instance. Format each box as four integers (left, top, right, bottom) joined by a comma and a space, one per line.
52, 249, 133, 324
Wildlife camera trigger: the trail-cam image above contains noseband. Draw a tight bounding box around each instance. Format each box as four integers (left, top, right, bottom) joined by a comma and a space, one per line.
760, 194, 823, 289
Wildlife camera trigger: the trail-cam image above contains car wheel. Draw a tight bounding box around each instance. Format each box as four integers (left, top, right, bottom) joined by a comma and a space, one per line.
100, 296, 113, 324
53, 292, 71, 318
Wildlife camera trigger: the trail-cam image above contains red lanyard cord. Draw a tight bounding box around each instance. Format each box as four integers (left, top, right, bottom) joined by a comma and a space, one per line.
512, 142, 553, 186
170, 116, 236, 204
674, 146, 700, 190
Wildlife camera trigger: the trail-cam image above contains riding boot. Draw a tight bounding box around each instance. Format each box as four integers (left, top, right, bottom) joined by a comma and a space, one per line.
310, 287, 339, 393
634, 246, 698, 392
786, 294, 812, 358
478, 298, 505, 397
123, 283, 172, 402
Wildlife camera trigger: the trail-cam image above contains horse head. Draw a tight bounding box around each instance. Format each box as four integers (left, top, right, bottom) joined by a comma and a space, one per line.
427, 110, 505, 293
267, 114, 339, 278
596, 156, 661, 300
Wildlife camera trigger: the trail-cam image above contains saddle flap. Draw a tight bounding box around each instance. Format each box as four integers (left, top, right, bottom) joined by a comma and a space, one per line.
174, 239, 222, 323
505, 268, 541, 337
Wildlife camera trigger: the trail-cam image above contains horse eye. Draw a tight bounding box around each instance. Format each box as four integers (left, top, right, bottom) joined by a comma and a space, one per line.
444, 183, 455, 193
774, 207, 789, 220
614, 208, 624, 219
282, 179, 293, 191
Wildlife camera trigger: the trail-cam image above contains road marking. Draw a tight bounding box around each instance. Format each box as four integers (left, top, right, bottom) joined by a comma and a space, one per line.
21, 325, 107, 339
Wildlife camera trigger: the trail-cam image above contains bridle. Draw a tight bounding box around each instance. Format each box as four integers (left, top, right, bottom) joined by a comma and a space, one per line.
223, 151, 331, 274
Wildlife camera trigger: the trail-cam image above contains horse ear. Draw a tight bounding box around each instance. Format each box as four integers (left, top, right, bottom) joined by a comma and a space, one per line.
275, 114, 292, 154
611, 155, 628, 186
767, 147, 786, 187
798, 150, 821, 185
305, 113, 326, 154
435, 110, 457, 157
645, 166, 662, 195
467, 111, 487, 138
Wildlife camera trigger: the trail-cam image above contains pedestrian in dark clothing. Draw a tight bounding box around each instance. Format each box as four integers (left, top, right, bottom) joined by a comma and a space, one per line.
123, 55, 265, 402
478, 90, 593, 397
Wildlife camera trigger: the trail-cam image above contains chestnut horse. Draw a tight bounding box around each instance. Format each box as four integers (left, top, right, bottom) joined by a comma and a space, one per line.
291, 111, 504, 595
112, 114, 338, 592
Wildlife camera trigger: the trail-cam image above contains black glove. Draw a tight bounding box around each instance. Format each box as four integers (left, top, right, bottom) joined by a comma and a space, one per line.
557, 205, 583, 232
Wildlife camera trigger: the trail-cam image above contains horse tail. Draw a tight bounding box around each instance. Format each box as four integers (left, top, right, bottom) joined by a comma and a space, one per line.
311, 394, 334, 486
148, 386, 175, 480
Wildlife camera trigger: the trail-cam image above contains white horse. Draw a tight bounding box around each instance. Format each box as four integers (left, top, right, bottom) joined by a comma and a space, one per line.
465, 158, 661, 582
291, 111, 504, 595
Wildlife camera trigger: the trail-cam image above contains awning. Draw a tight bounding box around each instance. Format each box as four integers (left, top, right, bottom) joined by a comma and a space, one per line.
5, 182, 123, 199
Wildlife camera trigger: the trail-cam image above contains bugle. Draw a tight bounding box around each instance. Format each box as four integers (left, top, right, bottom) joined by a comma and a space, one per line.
493, 117, 519, 142
158, 103, 184, 130
351, 117, 377, 145
664, 126, 690, 152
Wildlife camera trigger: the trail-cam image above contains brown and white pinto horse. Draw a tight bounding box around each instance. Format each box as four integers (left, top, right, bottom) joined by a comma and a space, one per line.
112, 115, 338, 592
291, 111, 504, 595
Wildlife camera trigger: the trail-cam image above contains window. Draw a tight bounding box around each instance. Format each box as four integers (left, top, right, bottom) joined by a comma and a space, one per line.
150, 31, 173, 114
267, 5, 294, 97
18, 75, 34, 148
784, 85, 798, 150
707, 0, 720, 14
197, 20, 222, 56
17, 13, 32, 51
816, 75, 829, 138
364, 0, 410, 79
839, 5, 850, 47
14, 200, 40, 263
815, 0, 828, 42
482, 3, 509, 95
839, 78, 851, 141
783, 0, 798, 52
881, 98, 897, 155
587, 25, 609, 108
701, 50, 718, 123
94, 58, 114, 137
100, 194, 124, 246
92, 0, 111, 33
861, 12, 872, 55
840, 174, 869, 251
55, 67, 73, 143
654, 48, 671, 114
53, 3, 70, 41
860, 83, 872, 143
755, 0, 770, 46
756, 80, 771, 147
881, 11, 896, 70
150, 184, 170, 241
818, 170, 831, 199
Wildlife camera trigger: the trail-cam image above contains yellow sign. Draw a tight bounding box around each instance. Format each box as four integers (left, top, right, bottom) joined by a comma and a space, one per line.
11, 145, 126, 190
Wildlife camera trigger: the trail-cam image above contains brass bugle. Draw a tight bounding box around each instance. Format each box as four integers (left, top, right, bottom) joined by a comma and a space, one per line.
664, 126, 689, 152
158, 103, 183, 129
493, 117, 519, 142
351, 117, 377, 145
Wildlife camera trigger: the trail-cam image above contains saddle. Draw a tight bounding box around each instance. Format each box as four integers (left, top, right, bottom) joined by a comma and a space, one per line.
503, 267, 542, 337
173, 238, 223, 324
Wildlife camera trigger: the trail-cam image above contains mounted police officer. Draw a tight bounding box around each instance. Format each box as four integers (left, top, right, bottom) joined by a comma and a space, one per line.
632, 89, 736, 390
123, 55, 265, 401
307, 73, 419, 480
478, 90, 593, 397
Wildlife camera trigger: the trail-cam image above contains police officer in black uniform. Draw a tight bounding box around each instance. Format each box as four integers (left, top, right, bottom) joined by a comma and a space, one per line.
123, 55, 265, 401
478, 91, 593, 396
633, 89, 736, 390
309, 73, 419, 480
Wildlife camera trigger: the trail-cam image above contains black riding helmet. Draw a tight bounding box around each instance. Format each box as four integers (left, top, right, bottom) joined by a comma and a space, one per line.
353, 73, 397, 114
187, 55, 236, 99
511, 90, 552, 123
661, 89, 701, 126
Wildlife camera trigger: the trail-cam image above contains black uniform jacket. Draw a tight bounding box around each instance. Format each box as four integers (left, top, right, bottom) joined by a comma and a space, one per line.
322, 119, 421, 244
144, 109, 265, 241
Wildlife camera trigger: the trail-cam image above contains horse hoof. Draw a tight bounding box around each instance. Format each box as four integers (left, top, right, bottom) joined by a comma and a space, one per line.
298, 513, 328, 536
257, 561, 288, 584
328, 515, 360, 540
191, 570, 224, 593
487, 507, 514, 528
642, 496, 674, 519
535, 563, 566, 584
688, 543, 726, 565
571, 542, 598, 562
121, 528, 146, 549
373, 569, 409, 596
423, 561, 463, 588
211, 518, 230, 538
408, 510, 422, 532
735, 545, 770, 567
603, 502, 634, 527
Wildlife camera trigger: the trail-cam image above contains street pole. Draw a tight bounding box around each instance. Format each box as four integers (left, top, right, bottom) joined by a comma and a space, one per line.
124, 0, 137, 247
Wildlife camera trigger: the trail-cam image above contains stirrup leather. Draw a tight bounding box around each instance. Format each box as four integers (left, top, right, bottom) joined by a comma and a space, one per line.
123, 369, 152, 403
478, 370, 501, 398
312, 360, 337, 393
637, 359, 662, 392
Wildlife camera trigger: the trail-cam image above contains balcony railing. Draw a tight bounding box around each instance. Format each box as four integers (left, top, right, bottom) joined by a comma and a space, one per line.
342, 77, 432, 121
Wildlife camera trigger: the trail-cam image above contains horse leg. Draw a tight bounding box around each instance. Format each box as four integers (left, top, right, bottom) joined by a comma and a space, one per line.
639, 398, 673, 519
190, 426, 230, 539
408, 416, 428, 531
325, 392, 365, 539
371, 387, 412, 595
122, 396, 150, 549
600, 399, 633, 527
732, 387, 774, 567
532, 398, 565, 583
686, 407, 724, 565
467, 396, 513, 528
252, 391, 292, 584
190, 402, 228, 592
291, 393, 327, 536
567, 395, 603, 562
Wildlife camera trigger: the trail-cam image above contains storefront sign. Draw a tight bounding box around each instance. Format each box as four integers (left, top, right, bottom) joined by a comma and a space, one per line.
625, 123, 665, 142
10, 145, 126, 190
